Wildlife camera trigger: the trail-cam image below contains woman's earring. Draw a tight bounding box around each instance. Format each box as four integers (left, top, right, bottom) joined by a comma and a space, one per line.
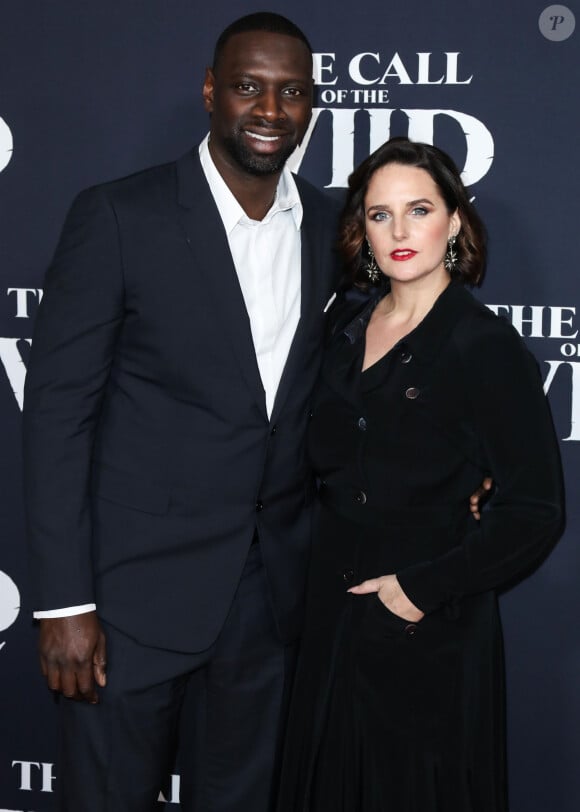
444, 235, 458, 273
365, 239, 381, 283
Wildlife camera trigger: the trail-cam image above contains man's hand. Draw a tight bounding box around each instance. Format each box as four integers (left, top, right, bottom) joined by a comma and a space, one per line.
348, 574, 424, 623
469, 476, 493, 521
39, 612, 106, 703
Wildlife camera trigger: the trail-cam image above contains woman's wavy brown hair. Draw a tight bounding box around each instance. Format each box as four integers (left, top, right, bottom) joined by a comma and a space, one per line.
339, 137, 487, 289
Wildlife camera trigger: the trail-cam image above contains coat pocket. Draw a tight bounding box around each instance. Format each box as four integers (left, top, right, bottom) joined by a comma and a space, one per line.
356, 595, 461, 743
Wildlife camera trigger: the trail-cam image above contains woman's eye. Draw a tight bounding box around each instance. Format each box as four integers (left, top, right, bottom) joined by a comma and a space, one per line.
370, 211, 389, 222
411, 207, 428, 216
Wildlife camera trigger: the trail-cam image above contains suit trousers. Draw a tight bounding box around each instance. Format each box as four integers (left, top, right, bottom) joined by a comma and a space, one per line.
55, 543, 297, 812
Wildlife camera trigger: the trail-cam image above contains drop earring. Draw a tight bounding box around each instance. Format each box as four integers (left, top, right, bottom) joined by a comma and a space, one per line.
364, 239, 381, 283
444, 235, 458, 273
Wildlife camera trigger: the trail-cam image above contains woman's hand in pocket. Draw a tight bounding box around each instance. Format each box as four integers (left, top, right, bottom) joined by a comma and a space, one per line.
348, 574, 424, 623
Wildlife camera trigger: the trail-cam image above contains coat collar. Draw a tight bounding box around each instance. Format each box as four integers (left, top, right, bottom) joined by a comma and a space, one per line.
339, 280, 475, 363
323, 281, 478, 408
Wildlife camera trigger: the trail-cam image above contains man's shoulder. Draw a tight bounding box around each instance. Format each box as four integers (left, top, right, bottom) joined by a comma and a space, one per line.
78, 149, 201, 211
96, 158, 178, 203
293, 174, 342, 221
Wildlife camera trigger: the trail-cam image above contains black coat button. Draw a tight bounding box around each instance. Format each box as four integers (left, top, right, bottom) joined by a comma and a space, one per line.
342, 568, 354, 583
405, 623, 418, 636
400, 350, 413, 364
354, 490, 367, 504
270, 424, 277, 435
357, 417, 367, 431
405, 386, 420, 400
255, 501, 263, 512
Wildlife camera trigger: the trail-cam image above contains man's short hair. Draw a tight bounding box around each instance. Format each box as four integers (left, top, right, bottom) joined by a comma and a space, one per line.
212, 12, 312, 71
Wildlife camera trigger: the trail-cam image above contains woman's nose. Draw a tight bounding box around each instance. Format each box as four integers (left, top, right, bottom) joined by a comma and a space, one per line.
391, 215, 408, 240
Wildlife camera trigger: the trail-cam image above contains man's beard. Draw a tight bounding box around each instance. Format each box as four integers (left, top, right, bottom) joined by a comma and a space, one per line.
223, 128, 297, 176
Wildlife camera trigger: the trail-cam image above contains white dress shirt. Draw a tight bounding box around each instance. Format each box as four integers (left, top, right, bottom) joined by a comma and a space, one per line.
199, 135, 302, 417
34, 135, 303, 618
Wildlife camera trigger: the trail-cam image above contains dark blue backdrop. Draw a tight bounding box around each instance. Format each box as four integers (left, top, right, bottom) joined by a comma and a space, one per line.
1, 2, 578, 809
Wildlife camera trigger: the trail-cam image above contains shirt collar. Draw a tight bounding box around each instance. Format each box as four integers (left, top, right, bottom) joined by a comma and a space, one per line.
198, 134, 303, 235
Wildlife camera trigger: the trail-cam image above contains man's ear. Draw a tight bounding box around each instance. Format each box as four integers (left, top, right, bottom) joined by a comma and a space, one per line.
202, 67, 215, 113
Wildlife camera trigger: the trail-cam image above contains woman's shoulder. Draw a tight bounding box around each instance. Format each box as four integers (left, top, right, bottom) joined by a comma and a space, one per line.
452, 286, 523, 345
449, 286, 538, 375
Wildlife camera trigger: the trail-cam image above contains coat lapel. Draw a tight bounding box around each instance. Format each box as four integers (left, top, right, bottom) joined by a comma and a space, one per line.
269, 206, 319, 424
319, 290, 381, 411
320, 281, 477, 412
174, 150, 267, 418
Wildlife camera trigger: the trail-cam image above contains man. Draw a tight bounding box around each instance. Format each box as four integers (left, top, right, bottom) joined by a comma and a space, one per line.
23, 13, 339, 811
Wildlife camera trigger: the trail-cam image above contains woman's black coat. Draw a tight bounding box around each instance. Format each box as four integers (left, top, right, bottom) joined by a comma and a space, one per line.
278, 281, 564, 811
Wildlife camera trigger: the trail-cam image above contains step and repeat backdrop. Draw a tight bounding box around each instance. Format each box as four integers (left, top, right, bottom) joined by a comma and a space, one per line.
0, 1, 578, 809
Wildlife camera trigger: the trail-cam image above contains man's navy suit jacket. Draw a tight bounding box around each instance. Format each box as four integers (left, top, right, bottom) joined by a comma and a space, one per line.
23, 149, 340, 653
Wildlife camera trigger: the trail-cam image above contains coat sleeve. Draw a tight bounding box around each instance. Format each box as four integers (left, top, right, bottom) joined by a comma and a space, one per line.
23, 185, 125, 611
396, 313, 564, 614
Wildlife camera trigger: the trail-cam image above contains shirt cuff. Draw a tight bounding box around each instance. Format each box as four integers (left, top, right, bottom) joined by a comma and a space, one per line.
33, 604, 97, 619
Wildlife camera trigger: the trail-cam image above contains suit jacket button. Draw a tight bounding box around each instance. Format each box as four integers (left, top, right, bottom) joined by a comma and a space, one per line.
400, 350, 413, 364
270, 424, 277, 435
354, 490, 367, 504
342, 568, 354, 583
405, 386, 420, 400
405, 623, 418, 636
357, 417, 367, 431
255, 500, 264, 512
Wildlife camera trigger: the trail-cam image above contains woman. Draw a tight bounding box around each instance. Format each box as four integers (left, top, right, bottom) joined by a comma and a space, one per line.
277, 138, 563, 812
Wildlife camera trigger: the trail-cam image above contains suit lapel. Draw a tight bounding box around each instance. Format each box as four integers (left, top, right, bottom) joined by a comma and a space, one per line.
269, 198, 320, 424
174, 151, 267, 418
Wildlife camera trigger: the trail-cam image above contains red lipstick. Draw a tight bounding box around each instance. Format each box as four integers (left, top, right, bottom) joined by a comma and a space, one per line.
390, 249, 417, 261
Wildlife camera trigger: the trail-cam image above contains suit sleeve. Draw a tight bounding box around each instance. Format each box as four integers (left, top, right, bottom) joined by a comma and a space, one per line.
23, 185, 124, 611
396, 315, 564, 614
